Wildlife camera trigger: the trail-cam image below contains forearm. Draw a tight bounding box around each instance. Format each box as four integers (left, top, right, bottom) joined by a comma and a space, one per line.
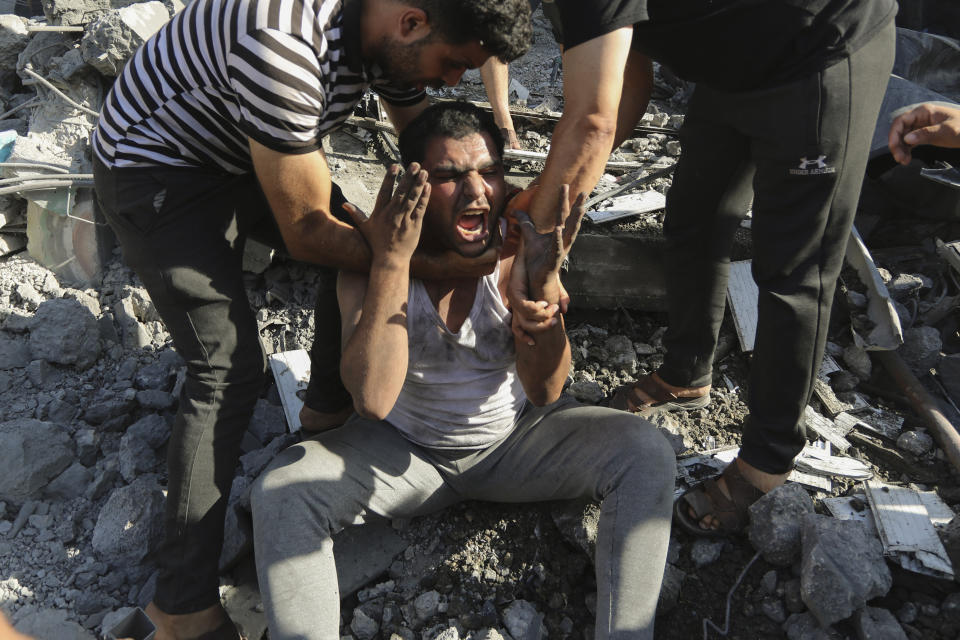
282, 214, 372, 271
340, 261, 410, 419
612, 52, 654, 150
514, 278, 571, 405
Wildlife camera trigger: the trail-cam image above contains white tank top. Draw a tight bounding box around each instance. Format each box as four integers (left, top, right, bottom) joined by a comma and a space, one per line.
385, 261, 527, 449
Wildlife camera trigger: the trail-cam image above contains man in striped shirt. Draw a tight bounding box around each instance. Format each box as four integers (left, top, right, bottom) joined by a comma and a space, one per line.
92, 0, 531, 637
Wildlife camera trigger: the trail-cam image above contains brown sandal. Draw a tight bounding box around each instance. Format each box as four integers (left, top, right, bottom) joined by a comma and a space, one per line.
674, 460, 764, 537
610, 372, 711, 416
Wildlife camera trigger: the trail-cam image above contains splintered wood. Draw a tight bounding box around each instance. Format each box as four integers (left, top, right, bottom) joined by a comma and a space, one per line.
268, 349, 311, 433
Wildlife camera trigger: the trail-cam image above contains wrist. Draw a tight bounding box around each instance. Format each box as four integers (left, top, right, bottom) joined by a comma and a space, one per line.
371, 253, 412, 273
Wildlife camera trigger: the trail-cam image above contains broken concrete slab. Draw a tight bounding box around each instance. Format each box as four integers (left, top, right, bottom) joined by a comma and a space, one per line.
800, 514, 892, 627
28, 297, 100, 369
11, 604, 94, 640
0, 417, 74, 501
565, 234, 668, 310
748, 483, 815, 566
80, 1, 170, 76
92, 473, 164, 562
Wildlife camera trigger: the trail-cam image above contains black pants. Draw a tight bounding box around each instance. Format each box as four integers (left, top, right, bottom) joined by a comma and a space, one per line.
656, 21, 895, 474
93, 159, 350, 612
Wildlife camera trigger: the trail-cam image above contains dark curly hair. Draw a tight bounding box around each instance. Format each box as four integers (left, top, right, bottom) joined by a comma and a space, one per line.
399, 102, 504, 166
411, 0, 532, 62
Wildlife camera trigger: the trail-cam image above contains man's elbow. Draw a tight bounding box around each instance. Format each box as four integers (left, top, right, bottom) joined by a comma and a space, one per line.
565, 111, 618, 147
350, 392, 395, 421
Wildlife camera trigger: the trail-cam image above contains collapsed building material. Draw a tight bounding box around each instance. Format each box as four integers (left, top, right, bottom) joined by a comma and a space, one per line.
845, 226, 903, 350
874, 349, 960, 473
585, 190, 665, 225
726, 259, 758, 352
865, 479, 955, 579
268, 348, 311, 432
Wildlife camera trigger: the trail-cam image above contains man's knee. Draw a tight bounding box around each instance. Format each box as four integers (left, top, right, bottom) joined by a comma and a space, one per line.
615, 415, 677, 483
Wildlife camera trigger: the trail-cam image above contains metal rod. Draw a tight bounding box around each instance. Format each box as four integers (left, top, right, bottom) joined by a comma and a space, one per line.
0, 173, 91, 186
874, 350, 960, 472
0, 97, 39, 120
0, 178, 94, 195
27, 25, 85, 32
20, 67, 99, 118
0, 162, 69, 174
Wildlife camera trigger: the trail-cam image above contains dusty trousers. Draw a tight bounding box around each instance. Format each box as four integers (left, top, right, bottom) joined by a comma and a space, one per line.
93, 159, 351, 612
251, 397, 676, 640
656, 20, 896, 474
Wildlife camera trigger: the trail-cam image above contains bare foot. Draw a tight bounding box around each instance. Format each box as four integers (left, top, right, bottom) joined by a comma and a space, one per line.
144, 602, 229, 640
299, 404, 353, 433
693, 457, 789, 531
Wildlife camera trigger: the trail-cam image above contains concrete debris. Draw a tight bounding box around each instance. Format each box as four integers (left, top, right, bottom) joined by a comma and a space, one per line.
28, 297, 100, 369
899, 325, 942, 374
800, 514, 892, 627
502, 600, 546, 640
11, 604, 95, 640
80, 1, 169, 75
0, 418, 74, 502
748, 483, 816, 566
853, 606, 908, 640
689, 538, 724, 568
896, 429, 935, 456
783, 612, 842, 640
91, 473, 164, 562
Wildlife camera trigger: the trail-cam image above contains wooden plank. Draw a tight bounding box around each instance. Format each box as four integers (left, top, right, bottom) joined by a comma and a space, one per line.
267, 349, 311, 433
844, 226, 903, 350
864, 480, 954, 578
804, 406, 851, 452
726, 260, 758, 353
586, 190, 666, 224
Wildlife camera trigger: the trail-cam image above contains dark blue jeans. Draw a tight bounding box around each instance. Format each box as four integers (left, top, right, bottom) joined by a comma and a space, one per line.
93, 159, 350, 612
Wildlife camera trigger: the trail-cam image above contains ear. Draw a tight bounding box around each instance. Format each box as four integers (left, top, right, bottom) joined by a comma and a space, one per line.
397, 7, 430, 43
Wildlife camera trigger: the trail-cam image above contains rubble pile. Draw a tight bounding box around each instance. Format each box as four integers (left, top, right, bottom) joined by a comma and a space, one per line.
0, 2, 959, 640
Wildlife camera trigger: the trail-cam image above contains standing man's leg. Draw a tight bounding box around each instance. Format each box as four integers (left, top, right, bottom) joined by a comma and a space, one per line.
95, 162, 268, 638
445, 399, 676, 640
739, 21, 896, 474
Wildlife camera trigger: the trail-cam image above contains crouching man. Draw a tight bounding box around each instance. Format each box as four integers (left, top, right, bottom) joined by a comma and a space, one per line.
250, 103, 675, 640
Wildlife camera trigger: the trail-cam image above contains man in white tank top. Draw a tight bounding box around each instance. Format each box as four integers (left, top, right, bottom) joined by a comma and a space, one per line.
251, 103, 676, 640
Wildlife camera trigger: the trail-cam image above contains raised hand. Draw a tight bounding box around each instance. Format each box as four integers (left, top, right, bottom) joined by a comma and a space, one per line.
344, 163, 430, 266
513, 185, 586, 301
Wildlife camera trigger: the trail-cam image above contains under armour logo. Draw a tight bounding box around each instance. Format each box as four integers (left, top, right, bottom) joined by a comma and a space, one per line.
790, 154, 836, 175
798, 155, 827, 170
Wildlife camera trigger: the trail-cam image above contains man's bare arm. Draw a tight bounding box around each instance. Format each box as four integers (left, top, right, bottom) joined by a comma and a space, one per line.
250, 139, 372, 270
526, 27, 633, 231
338, 168, 430, 420
612, 49, 654, 150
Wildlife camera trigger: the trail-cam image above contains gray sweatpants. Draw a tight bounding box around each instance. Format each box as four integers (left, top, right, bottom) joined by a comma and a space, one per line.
251, 396, 676, 639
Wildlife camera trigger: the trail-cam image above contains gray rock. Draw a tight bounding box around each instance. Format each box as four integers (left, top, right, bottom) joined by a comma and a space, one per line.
783, 612, 841, 640
748, 484, 815, 566
118, 433, 159, 482
647, 412, 692, 455
414, 590, 441, 622
842, 344, 872, 381
502, 600, 546, 640
853, 607, 907, 640
11, 605, 95, 640
758, 570, 778, 596
76, 428, 99, 466
248, 399, 288, 445
845, 290, 868, 309
656, 564, 684, 615
136, 389, 175, 410
82, 389, 136, 426
0, 334, 30, 369
604, 335, 637, 373
29, 298, 101, 370
350, 608, 379, 640
784, 578, 805, 614
829, 370, 859, 393
898, 326, 942, 374
550, 499, 599, 562
941, 592, 960, 623
887, 274, 924, 301
0, 418, 74, 502
26, 359, 58, 388
134, 361, 173, 391
221, 579, 268, 640
239, 435, 290, 478
45, 462, 93, 500
761, 599, 788, 624
92, 474, 165, 562
896, 430, 934, 456
126, 414, 170, 449
689, 538, 725, 567
0, 15, 30, 70
896, 602, 917, 624
46, 392, 80, 425
800, 515, 892, 627
567, 380, 604, 404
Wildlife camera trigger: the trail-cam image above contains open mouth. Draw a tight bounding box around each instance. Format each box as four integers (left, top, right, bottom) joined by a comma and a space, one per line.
456, 210, 488, 244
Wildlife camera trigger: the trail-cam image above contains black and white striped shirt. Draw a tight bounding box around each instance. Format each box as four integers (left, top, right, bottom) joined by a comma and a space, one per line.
92, 0, 423, 173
